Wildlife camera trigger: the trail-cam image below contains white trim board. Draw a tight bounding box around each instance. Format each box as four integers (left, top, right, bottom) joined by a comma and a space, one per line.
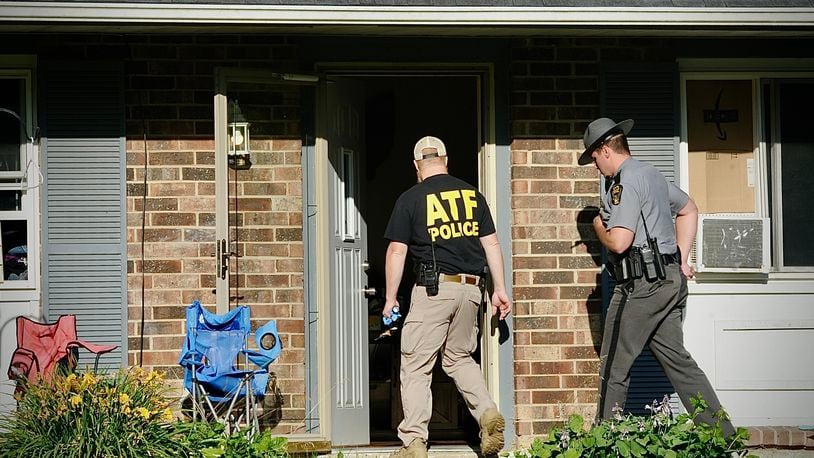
2, 3, 814, 28
715, 320, 814, 390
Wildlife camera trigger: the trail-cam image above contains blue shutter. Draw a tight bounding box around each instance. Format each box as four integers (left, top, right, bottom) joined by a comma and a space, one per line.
41, 61, 126, 370
601, 63, 679, 414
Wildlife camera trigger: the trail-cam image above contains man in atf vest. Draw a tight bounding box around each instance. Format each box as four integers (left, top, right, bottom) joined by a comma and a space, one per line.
383, 135, 512, 458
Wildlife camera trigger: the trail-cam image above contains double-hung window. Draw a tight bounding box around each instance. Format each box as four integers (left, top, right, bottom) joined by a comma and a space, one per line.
681, 62, 814, 272
0, 63, 37, 289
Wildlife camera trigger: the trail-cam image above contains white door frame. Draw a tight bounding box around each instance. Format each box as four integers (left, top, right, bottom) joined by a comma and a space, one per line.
313, 62, 505, 443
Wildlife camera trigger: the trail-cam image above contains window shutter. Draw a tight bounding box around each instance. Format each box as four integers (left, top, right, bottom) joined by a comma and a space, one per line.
601, 62, 679, 414
601, 63, 678, 182
41, 61, 126, 370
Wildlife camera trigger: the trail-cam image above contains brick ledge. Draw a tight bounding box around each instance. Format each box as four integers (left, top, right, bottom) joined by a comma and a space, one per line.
746, 426, 814, 450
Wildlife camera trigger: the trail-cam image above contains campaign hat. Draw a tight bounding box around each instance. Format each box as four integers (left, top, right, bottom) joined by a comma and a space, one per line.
578, 117, 634, 165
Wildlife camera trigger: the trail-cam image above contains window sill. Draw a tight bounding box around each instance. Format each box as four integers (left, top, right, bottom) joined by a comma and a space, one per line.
689, 272, 814, 295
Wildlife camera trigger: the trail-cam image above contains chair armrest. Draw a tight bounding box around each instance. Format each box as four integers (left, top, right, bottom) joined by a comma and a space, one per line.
68, 340, 118, 373
69, 340, 118, 356
179, 349, 203, 368
243, 349, 277, 369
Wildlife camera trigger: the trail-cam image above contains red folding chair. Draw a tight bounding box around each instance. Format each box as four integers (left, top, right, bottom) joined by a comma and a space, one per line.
7, 315, 118, 390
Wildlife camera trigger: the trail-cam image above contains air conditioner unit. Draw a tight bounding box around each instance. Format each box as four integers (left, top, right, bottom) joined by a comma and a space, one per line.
695, 215, 770, 273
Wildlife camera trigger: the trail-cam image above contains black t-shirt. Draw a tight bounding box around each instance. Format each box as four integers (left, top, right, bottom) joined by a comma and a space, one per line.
384, 174, 496, 276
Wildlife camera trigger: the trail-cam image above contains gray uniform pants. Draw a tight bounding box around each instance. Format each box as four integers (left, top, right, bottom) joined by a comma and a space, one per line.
597, 262, 735, 437
397, 281, 497, 445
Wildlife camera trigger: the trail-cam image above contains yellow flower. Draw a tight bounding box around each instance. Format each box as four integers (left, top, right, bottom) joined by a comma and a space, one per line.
160, 407, 174, 422
134, 407, 150, 419
118, 393, 130, 405
80, 372, 97, 389
122, 405, 131, 414
70, 394, 82, 408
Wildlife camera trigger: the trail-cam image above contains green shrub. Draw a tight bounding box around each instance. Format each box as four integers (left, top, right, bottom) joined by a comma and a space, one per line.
0, 367, 189, 458
509, 396, 753, 458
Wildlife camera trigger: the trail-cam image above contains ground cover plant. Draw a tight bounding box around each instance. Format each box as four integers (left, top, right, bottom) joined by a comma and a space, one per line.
508, 396, 752, 458
178, 421, 288, 457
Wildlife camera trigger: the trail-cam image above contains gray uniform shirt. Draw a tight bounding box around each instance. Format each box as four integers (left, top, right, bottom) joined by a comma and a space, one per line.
600, 157, 688, 255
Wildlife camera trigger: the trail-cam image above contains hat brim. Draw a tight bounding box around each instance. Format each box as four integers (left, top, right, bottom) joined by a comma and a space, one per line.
577, 119, 634, 165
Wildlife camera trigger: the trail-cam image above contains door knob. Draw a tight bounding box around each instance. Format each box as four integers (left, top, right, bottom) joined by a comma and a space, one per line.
362, 261, 370, 271
363, 286, 376, 297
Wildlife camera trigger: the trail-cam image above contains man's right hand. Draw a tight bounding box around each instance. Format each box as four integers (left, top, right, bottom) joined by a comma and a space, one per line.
383, 299, 400, 320
681, 262, 695, 279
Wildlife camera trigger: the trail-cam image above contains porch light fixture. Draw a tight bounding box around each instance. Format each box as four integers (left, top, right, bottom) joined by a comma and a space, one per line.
227, 101, 252, 171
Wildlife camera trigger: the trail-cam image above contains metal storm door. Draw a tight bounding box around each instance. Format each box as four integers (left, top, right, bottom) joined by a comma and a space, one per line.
326, 76, 370, 446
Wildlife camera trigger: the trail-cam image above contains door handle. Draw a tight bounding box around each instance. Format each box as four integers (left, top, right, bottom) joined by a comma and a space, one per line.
361, 261, 370, 272
362, 286, 376, 297
215, 239, 228, 280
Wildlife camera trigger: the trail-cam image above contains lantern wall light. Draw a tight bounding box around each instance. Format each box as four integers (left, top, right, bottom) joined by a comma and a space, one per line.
227, 101, 252, 171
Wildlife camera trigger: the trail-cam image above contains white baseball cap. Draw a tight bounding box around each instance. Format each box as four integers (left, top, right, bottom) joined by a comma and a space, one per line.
413, 136, 447, 161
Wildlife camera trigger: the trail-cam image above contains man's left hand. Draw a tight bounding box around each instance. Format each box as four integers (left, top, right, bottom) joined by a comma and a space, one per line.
491, 290, 512, 320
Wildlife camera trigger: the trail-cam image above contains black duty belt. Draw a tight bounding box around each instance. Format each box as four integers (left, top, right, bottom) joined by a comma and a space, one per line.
661, 252, 680, 265
438, 273, 481, 286
609, 249, 680, 282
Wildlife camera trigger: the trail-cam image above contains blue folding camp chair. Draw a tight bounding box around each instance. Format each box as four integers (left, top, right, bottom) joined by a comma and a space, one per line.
179, 300, 282, 436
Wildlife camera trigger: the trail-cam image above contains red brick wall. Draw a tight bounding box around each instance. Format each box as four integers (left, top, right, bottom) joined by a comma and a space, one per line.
120, 36, 307, 433
510, 38, 605, 445
509, 37, 671, 446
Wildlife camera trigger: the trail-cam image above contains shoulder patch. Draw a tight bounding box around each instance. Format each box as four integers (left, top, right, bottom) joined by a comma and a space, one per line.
610, 184, 623, 205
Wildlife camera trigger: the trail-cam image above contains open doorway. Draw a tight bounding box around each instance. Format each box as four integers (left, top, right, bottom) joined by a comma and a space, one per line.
357, 74, 481, 446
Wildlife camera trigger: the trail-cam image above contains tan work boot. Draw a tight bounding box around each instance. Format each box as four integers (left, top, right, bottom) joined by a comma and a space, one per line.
389, 438, 428, 458
479, 408, 505, 456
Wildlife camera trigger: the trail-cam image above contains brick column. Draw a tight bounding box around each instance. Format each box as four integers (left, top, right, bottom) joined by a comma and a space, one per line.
510, 38, 604, 446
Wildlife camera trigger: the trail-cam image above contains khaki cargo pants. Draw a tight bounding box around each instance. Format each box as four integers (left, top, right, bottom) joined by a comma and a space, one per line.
397, 281, 497, 445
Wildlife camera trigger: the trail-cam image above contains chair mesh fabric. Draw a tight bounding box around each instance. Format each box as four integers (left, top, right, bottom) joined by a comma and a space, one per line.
179, 300, 281, 405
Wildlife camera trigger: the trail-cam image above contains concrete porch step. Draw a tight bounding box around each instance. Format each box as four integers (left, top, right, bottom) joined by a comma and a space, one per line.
324, 445, 480, 457
748, 451, 814, 457
747, 426, 814, 450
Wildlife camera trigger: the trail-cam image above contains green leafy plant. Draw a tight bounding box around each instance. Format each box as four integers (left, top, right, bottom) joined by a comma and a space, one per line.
0, 367, 189, 458
177, 421, 288, 458
508, 396, 753, 458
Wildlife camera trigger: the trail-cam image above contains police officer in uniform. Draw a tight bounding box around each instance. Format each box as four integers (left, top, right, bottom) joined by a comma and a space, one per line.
383, 136, 511, 458
580, 118, 735, 436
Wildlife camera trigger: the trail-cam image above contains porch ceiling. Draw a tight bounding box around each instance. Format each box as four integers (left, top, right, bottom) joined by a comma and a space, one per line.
1, 2, 814, 35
